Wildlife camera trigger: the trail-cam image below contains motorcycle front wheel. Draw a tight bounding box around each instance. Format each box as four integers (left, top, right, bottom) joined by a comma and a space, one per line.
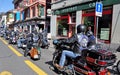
52, 52, 60, 65
24, 49, 29, 57
117, 60, 120, 73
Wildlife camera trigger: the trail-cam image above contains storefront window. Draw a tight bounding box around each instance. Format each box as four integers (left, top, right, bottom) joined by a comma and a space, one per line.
98, 14, 112, 41
82, 7, 112, 43
71, 13, 76, 23
83, 16, 94, 33
57, 19, 69, 37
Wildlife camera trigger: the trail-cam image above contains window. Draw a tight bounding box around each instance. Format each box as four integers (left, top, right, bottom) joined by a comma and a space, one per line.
38, 5, 45, 17
32, 7, 35, 17
24, 8, 30, 19
71, 13, 76, 23
82, 7, 112, 43
57, 15, 69, 37
32, 0, 37, 3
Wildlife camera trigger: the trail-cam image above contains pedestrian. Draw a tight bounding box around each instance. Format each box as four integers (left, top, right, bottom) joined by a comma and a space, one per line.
86, 26, 96, 47
86, 26, 93, 36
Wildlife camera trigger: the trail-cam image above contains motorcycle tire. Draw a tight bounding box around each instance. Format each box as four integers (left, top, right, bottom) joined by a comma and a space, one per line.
9, 40, 11, 44
37, 54, 41, 60
24, 49, 29, 57
52, 52, 60, 65
117, 60, 120, 74
112, 65, 118, 74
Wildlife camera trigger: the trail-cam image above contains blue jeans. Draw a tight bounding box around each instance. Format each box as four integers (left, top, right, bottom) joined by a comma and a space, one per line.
59, 50, 80, 67
17, 38, 25, 47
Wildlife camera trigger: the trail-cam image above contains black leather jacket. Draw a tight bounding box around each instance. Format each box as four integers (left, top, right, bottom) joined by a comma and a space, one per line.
62, 33, 87, 53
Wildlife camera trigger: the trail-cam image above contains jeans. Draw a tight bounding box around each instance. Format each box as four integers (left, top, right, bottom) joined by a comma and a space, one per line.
17, 38, 26, 47
59, 50, 80, 67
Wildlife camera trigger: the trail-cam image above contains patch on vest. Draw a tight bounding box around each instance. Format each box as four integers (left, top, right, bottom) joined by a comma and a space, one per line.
78, 34, 88, 48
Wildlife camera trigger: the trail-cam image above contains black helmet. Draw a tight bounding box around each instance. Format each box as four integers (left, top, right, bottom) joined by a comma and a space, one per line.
77, 24, 86, 33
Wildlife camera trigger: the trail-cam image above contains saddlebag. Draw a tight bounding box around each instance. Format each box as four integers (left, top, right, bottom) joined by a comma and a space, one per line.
83, 49, 116, 67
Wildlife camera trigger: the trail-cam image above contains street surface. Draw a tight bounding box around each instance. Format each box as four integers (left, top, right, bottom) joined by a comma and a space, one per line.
0, 37, 57, 75
0, 37, 120, 75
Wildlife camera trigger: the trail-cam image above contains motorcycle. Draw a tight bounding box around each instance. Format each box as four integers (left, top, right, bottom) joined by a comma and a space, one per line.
40, 38, 50, 49
9, 31, 17, 44
9, 35, 17, 44
24, 34, 41, 60
50, 39, 116, 75
111, 45, 120, 74
17, 33, 27, 49
39, 31, 50, 49
21, 39, 27, 49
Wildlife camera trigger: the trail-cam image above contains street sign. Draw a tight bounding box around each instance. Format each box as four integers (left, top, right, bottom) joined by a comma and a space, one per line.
95, 2, 103, 17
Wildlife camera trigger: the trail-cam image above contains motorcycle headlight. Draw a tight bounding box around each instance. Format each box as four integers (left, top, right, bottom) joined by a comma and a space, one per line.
53, 39, 58, 45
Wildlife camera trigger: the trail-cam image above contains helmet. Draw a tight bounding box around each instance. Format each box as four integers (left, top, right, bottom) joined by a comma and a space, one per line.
77, 24, 86, 33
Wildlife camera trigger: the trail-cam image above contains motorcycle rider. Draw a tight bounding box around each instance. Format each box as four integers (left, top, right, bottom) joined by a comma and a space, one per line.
55, 24, 88, 70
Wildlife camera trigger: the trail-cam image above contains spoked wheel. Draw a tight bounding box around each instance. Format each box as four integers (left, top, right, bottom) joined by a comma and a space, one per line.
52, 53, 60, 66
117, 60, 120, 74
50, 52, 61, 71
112, 65, 118, 74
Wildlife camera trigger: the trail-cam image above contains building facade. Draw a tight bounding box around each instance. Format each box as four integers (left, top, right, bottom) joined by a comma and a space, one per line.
6, 10, 15, 29
51, 0, 120, 44
12, 0, 50, 33
0, 14, 7, 28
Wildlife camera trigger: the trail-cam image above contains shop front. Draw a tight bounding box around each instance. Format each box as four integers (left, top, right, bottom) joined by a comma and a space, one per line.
51, 0, 120, 43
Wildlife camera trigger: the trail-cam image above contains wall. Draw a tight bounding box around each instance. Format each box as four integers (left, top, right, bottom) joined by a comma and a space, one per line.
111, 4, 120, 44
50, 15, 57, 39
76, 10, 82, 30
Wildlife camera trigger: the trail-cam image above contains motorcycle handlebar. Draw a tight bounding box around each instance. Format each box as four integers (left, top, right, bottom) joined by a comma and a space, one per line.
53, 38, 66, 45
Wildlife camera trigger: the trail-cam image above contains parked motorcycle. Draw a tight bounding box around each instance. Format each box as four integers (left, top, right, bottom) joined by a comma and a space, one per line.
24, 33, 41, 60
21, 39, 27, 49
17, 36, 26, 48
50, 39, 116, 75
4, 30, 10, 40
9, 35, 17, 44
39, 30, 50, 49
0, 29, 5, 37
9, 31, 17, 44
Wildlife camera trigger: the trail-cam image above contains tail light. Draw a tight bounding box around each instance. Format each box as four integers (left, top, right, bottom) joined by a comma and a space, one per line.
88, 71, 96, 75
96, 60, 107, 66
98, 69, 108, 75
